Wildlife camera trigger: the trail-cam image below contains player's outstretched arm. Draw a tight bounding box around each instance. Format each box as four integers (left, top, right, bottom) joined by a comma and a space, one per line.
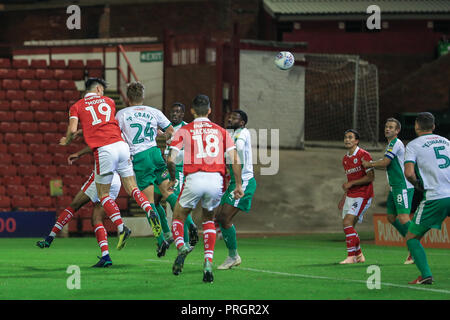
60, 117, 79, 146
362, 157, 391, 170
68, 145, 92, 165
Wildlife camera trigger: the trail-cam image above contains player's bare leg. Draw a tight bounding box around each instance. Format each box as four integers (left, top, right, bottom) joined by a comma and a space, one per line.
216, 203, 242, 270
340, 214, 360, 264
171, 202, 193, 275
91, 204, 113, 267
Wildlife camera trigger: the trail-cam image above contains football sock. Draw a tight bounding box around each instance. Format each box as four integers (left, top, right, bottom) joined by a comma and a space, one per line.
155, 203, 171, 234
343, 226, 357, 257
94, 224, 110, 257
172, 219, 185, 250
49, 206, 76, 240
219, 224, 238, 257
100, 196, 124, 233
183, 214, 194, 243
392, 219, 408, 237
131, 187, 153, 214
354, 233, 362, 256
407, 238, 432, 278
203, 220, 216, 263
166, 193, 178, 211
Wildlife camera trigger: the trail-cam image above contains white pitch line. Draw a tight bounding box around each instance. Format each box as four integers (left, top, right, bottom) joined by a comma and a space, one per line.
145, 259, 450, 295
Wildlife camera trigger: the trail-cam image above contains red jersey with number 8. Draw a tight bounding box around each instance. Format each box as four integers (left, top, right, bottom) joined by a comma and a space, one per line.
169, 117, 236, 176
69, 93, 123, 149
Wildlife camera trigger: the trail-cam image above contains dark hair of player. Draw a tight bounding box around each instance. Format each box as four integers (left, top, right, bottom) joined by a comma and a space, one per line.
192, 94, 210, 116
233, 110, 248, 126
415, 112, 435, 131
127, 81, 145, 103
172, 102, 185, 112
85, 78, 107, 91
386, 117, 401, 131
344, 129, 360, 140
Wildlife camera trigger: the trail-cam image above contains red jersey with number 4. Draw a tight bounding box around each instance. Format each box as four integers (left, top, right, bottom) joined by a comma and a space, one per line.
69, 93, 123, 149
342, 146, 374, 199
169, 117, 236, 176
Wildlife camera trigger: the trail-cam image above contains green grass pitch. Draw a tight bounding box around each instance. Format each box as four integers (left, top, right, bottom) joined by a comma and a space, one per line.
1, 232, 450, 300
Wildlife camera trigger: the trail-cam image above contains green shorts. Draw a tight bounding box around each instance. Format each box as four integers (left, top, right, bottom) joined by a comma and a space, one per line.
220, 178, 256, 213
408, 197, 450, 236
132, 146, 169, 191
154, 167, 184, 196
387, 188, 414, 215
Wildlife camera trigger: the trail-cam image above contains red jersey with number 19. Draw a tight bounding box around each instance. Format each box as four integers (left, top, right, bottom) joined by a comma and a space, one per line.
342, 146, 374, 199
69, 93, 123, 149
169, 117, 236, 177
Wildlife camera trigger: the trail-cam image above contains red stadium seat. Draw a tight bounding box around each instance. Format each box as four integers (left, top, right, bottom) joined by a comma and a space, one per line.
12, 59, 29, 69
0, 100, 10, 111
28, 143, 47, 154
0, 111, 14, 121
0, 153, 12, 164
30, 59, 47, 69
71, 69, 85, 80
48, 100, 67, 111
0, 164, 17, 177
0, 90, 5, 99
53, 153, 67, 165
43, 132, 60, 144
4, 175, 22, 185
103, 219, 116, 233
2, 79, 20, 90
25, 89, 44, 101
86, 59, 102, 68
13, 152, 33, 165
23, 133, 43, 144
33, 153, 53, 165
58, 79, 77, 90
78, 165, 93, 176
16, 69, 35, 80
53, 111, 67, 122
38, 122, 58, 133
0, 143, 6, 153
57, 122, 67, 133
0, 133, 3, 143
0, 58, 11, 68
15, 110, 34, 122
0, 196, 11, 209
39, 165, 58, 176
0, 122, 19, 133
20, 79, 40, 90
76, 154, 93, 165
116, 197, 129, 210
63, 175, 85, 187
47, 144, 66, 154
54, 69, 73, 80
28, 184, 48, 197
57, 165, 73, 176
17, 164, 38, 176
0, 186, 5, 196
55, 195, 72, 208
34, 110, 53, 122
0, 68, 17, 79
19, 121, 38, 133
35, 69, 54, 80
4, 133, 23, 144
49, 60, 66, 69
79, 206, 92, 219
39, 79, 58, 90
10, 100, 30, 111
68, 59, 84, 69
44, 90, 62, 101
7, 184, 26, 197
29, 100, 49, 111
7, 143, 25, 154
64, 184, 81, 197
27, 175, 43, 185
87, 69, 103, 78
12, 195, 31, 210
6, 89, 25, 100
31, 196, 52, 208
63, 90, 80, 101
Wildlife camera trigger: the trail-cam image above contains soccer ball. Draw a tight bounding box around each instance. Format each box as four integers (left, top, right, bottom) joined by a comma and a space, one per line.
274, 51, 295, 70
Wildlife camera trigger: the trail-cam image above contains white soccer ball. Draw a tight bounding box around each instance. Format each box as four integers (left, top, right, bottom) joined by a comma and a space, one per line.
274, 51, 295, 70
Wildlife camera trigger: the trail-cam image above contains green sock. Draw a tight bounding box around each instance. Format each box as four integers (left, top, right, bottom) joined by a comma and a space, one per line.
407, 238, 432, 278
402, 221, 411, 237
155, 203, 171, 235
220, 224, 237, 257
166, 193, 177, 211
183, 214, 194, 243
392, 219, 407, 237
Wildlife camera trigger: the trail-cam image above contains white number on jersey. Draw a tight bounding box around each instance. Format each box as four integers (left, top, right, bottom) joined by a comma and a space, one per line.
85, 102, 112, 126
192, 134, 220, 158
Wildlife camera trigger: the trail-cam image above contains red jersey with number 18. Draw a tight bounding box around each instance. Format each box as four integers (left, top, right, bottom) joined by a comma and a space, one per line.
69, 93, 123, 149
342, 146, 374, 199
169, 117, 236, 176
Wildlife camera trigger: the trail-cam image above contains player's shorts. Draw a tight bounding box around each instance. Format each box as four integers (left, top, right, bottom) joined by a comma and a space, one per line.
154, 166, 184, 196
408, 197, 450, 236
178, 171, 223, 211
94, 141, 134, 184
387, 188, 414, 215
132, 146, 169, 191
81, 171, 121, 203
220, 178, 256, 213
342, 196, 373, 223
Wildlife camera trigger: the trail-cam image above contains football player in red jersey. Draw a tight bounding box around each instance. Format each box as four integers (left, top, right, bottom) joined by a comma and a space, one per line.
167, 94, 244, 282
338, 129, 375, 264
60, 78, 164, 261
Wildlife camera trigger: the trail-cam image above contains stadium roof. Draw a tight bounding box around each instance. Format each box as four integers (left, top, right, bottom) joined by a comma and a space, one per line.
263, 0, 450, 20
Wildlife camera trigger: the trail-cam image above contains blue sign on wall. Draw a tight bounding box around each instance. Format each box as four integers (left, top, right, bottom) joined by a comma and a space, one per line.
0, 211, 56, 237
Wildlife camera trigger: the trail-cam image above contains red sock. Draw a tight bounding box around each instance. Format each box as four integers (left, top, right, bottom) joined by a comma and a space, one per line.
131, 188, 153, 214
344, 226, 358, 257
100, 196, 124, 231
172, 219, 185, 249
355, 233, 362, 256
203, 220, 216, 263
94, 223, 109, 257
51, 206, 75, 235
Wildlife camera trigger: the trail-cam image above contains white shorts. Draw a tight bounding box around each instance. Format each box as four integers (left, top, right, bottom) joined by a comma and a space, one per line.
178, 171, 224, 211
81, 171, 121, 203
93, 141, 135, 184
342, 196, 372, 223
